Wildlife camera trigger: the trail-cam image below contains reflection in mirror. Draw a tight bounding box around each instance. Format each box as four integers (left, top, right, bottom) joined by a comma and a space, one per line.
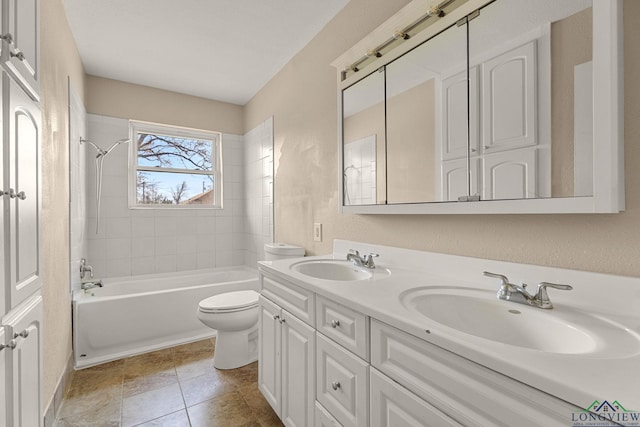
342, 70, 385, 205
469, 0, 593, 200
385, 20, 468, 203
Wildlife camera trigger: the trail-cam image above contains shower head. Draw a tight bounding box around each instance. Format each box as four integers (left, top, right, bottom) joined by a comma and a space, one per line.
81, 137, 131, 158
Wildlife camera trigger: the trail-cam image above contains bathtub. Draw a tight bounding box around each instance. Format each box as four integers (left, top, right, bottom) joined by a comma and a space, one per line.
73, 266, 258, 369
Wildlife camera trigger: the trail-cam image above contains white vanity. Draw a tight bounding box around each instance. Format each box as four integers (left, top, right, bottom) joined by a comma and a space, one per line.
258, 240, 640, 427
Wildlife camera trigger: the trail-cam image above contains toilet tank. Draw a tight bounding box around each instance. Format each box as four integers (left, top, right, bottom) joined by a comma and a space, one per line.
264, 243, 305, 261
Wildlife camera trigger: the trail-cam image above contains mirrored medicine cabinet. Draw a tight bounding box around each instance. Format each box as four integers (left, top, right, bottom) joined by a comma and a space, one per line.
333, 0, 624, 214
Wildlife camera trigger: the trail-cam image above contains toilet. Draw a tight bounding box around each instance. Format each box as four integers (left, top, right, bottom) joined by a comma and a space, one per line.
197, 243, 304, 369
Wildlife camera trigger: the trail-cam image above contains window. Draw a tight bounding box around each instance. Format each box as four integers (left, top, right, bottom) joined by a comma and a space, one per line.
129, 121, 222, 208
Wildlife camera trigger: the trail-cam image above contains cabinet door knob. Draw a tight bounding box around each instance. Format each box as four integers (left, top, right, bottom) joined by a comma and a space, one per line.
15, 329, 29, 339
8, 189, 26, 200
6, 340, 17, 350
331, 381, 341, 391
330, 320, 340, 328
10, 50, 25, 61
1, 33, 14, 44
273, 315, 280, 321
280, 317, 286, 324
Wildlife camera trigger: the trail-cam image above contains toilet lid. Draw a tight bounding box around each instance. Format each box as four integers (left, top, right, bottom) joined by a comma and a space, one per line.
199, 290, 259, 313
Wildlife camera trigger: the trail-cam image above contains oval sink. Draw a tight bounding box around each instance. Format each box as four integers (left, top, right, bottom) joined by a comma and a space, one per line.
400, 286, 640, 356
291, 259, 389, 281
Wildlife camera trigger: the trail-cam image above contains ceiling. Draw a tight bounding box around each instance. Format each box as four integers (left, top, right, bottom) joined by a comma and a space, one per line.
63, 0, 349, 105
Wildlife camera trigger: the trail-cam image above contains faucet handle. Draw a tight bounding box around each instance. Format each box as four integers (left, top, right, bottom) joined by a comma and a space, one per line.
348, 249, 360, 256
363, 253, 379, 268
534, 282, 573, 308
483, 271, 511, 287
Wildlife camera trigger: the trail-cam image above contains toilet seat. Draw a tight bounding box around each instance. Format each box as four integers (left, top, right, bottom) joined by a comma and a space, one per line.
198, 290, 259, 313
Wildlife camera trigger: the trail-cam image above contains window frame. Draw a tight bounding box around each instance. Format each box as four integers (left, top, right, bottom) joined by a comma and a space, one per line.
128, 120, 223, 209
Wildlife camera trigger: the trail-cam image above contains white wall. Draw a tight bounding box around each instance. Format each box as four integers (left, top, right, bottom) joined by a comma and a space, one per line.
243, 116, 274, 266
84, 114, 247, 279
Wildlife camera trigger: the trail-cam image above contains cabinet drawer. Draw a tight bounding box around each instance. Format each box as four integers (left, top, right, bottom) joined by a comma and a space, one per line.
260, 274, 314, 326
315, 401, 343, 427
316, 296, 369, 360
370, 368, 462, 427
371, 320, 580, 427
317, 333, 369, 427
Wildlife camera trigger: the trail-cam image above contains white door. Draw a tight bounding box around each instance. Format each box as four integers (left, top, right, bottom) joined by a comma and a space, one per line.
481, 41, 537, 153
6, 75, 40, 310
441, 66, 479, 160
482, 148, 538, 200
3, 0, 40, 98
281, 310, 315, 427
6, 295, 42, 427
258, 296, 282, 416
0, 328, 8, 426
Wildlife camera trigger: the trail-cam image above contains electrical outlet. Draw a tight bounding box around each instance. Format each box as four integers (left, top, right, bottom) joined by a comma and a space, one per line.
313, 223, 322, 242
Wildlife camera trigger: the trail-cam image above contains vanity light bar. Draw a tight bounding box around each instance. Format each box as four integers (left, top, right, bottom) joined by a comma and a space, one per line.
342, 0, 462, 80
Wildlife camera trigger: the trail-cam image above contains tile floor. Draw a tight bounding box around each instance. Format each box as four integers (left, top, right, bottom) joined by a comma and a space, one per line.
56, 339, 284, 427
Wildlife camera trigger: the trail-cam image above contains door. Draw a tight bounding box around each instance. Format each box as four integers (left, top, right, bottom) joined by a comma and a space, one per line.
258, 296, 282, 416
0, 327, 8, 426
6, 295, 42, 427
6, 75, 40, 310
281, 310, 315, 427
441, 66, 479, 160
440, 158, 479, 201
3, 0, 39, 98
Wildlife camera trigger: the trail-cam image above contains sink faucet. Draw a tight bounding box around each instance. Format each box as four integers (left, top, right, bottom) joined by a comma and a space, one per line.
483, 271, 572, 309
81, 280, 103, 291
347, 249, 379, 269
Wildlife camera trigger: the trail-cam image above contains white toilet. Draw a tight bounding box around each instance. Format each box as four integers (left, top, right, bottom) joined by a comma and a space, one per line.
197, 243, 304, 369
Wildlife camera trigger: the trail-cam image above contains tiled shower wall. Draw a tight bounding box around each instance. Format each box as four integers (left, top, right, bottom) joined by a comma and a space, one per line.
243, 117, 274, 266
81, 114, 273, 280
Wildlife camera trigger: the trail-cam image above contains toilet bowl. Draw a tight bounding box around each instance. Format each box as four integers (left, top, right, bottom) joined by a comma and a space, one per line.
197, 290, 260, 370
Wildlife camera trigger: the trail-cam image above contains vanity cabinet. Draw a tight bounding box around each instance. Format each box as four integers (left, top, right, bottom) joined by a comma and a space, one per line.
259, 278, 315, 427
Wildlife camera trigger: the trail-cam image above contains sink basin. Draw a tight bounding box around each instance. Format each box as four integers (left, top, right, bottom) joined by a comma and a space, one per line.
291, 259, 389, 281
400, 286, 640, 356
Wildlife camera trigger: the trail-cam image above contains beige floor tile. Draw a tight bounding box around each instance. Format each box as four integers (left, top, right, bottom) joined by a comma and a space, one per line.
56, 400, 122, 426
175, 354, 216, 382
180, 371, 236, 407
221, 361, 259, 388
59, 381, 123, 420
187, 391, 260, 427
135, 409, 191, 427
239, 382, 279, 420
121, 382, 185, 427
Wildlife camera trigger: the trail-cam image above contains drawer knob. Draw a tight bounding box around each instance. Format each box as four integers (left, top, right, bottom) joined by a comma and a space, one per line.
330, 320, 340, 328
331, 381, 341, 391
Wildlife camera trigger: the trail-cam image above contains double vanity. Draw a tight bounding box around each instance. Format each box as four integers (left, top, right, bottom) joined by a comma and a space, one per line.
258, 240, 640, 426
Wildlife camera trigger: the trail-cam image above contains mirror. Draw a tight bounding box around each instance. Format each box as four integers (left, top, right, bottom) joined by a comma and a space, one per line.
342, 69, 385, 205
385, 18, 468, 203
337, 0, 621, 213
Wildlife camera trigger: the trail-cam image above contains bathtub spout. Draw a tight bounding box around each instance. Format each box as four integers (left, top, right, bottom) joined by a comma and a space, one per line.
81, 280, 103, 291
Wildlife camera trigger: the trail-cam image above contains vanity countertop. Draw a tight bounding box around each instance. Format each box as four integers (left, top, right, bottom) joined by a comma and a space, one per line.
258, 240, 640, 411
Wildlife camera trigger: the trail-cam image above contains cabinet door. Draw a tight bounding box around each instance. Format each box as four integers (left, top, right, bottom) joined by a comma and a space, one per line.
370, 368, 461, 427
316, 401, 343, 427
441, 66, 479, 160
3, 0, 40, 98
6, 295, 42, 427
481, 41, 537, 153
258, 296, 282, 416
439, 157, 479, 201
6, 75, 40, 310
281, 310, 315, 427
482, 148, 537, 200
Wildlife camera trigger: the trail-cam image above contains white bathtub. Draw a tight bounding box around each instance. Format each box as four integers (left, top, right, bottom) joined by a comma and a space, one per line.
73, 266, 258, 369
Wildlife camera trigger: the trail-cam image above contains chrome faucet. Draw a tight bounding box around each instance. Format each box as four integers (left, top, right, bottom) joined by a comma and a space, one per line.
346, 249, 379, 269
483, 271, 573, 309
81, 280, 103, 291
80, 258, 93, 280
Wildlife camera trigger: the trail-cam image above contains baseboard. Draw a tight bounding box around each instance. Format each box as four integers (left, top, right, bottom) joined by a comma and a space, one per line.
43, 354, 75, 427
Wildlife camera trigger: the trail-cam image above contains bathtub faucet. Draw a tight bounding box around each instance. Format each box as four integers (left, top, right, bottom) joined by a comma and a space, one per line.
80, 258, 93, 279
81, 280, 103, 291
